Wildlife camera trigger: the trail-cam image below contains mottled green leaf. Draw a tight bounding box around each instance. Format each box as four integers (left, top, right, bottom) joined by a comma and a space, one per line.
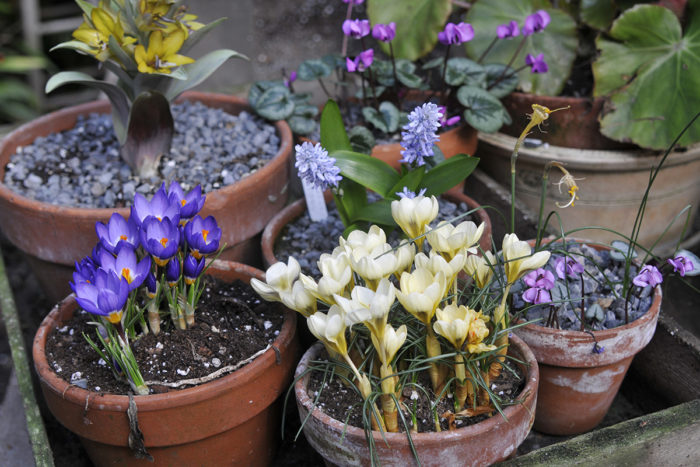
248, 80, 285, 108
484, 63, 519, 98
288, 116, 316, 135
363, 101, 400, 133
348, 126, 376, 154
254, 85, 295, 121
445, 58, 486, 87
298, 59, 333, 81
457, 85, 507, 133
580, 0, 616, 30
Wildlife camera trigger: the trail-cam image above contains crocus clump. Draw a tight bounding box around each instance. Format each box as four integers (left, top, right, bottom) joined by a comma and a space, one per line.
70, 182, 222, 394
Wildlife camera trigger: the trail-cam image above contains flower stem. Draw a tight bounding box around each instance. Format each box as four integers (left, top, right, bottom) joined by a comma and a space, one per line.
477, 36, 498, 64
580, 273, 586, 332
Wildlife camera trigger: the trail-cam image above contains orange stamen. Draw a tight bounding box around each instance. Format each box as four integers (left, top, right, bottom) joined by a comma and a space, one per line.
160, 237, 168, 247
121, 267, 133, 283
202, 229, 209, 242
119, 235, 128, 241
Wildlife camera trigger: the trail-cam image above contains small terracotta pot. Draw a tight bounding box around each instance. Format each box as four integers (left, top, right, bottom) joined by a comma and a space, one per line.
33, 260, 299, 466
261, 187, 493, 268
295, 334, 538, 466
513, 242, 663, 435
0, 91, 292, 302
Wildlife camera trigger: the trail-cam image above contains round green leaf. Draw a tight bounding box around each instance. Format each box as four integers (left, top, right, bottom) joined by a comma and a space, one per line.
457, 86, 507, 133
362, 101, 400, 134
288, 116, 316, 136
445, 58, 486, 87
255, 86, 295, 121
580, 0, 616, 30
348, 126, 376, 154
297, 59, 333, 81
484, 63, 519, 98
248, 80, 285, 109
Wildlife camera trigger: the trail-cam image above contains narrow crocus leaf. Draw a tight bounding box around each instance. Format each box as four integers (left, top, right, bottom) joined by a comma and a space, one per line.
163, 49, 247, 101
332, 150, 401, 198
254, 86, 295, 121
421, 154, 479, 196
320, 99, 352, 153
457, 85, 507, 133
121, 91, 174, 178
297, 59, 333, 80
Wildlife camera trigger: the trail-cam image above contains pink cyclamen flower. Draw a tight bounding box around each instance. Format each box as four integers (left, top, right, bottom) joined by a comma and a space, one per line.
438, 22, 474, 45
668, 255, 694, 277
284, 70, 297, 88
342, 0, 364, 4
522, 287, 552, 305
342, 19, 370, 38
372, 22, 396, 42
523, 268, 555, 290
555, 256, 584, 279
633, 265, 663, 288
346, 48, 374, 72
523, 10, 550, 36
497, 20, 519, 39
525, 53, 548, 73
437, 105, 461, 127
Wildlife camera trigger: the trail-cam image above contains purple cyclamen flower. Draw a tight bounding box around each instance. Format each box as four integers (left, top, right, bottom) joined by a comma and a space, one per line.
525, 53, 548, 73
372, 22, 396, 42
593, 344, 605, 354
399, 102, 442, 167
140, 217, 181, 266
396, 187, 427, 199
342, 19, 370, 38
95, 213, 140, 255
131, 188, 180, 226
166, 182, 206, 220
342, 0, 364, 4
668, 255, 694, 277
523, 268, 555, 290
522, 287, 552, 305
71, 269, 130, 324
183, 255, 206, 285
633, 265, 663, 288
145, 272, 158, 298
437, 105, 460, 127
497, 20, 519, 39
284, 70, 297, 88
555, 256, 585, 279
165, 257, 180, 286
438, 22, 474, 45
523, 10, 550, 36
294, 141, 343, 190
184, 215, 222, 259
346, 48, 374, 72
72, 256, 98, 285
97, 245, 151, 291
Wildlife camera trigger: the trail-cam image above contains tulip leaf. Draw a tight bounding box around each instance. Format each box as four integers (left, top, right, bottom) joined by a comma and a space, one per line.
464, 0, 578, 95
676, 249, 700, 276
367, 0, 452, 61
180, 18, 227, 54
363, 101, 400, 133
163, 49, 246, 101
350, 199, 396, 226
253, 86, 295, 121
320, 99, 352, 152
122, 91, 174, 178
484, 64, 519, 98
457, 85, 507, 133
445, 58, 486, 87
388, 165, 426, 200
332, 150, 401, 198
348, 126, 376, 154
298, 59, 333, 81
75, 0, 95, 17
594, 4, 700, 149
421, 153, 479, 196
107, 36, 138, 73
50, 40, 96, 56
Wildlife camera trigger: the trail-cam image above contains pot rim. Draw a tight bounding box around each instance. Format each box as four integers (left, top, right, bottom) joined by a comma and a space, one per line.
32, 259, 297, 412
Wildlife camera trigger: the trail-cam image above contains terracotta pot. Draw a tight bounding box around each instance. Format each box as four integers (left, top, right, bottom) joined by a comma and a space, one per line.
477, 131, 700, 256
33, 260, 299, 466
260, 187, 493, 268
295, 334, 538, 466
513, 242, 663, 435
0, 91, 292, 302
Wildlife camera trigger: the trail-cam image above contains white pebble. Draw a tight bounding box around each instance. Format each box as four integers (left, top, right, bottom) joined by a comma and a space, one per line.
263, 320, 273, 330
155, 342, 164, 350
244, 325, 252, 331
70, 372, 82, 381
212, 358, 221, 368
176, 368, 190, 376
97, 358, 106, 366
211, 325, 220, 333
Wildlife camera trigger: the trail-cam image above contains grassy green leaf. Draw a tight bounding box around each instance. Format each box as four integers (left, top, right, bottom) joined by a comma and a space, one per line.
320, 100, 352, 152
420, 154, 479, 196
163, 49, 245, 101
332, 150, 401, 197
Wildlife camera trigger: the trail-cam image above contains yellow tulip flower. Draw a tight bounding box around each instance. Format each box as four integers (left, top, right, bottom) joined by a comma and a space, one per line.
134, 29, 194, 74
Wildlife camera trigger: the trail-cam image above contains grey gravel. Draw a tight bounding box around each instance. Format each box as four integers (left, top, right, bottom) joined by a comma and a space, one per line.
3, 101, 280, 208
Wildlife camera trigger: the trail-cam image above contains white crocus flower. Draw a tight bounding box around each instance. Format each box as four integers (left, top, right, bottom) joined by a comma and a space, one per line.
279, 280, 317, 317
371, 323, 407, 366
347, 242, 398, 290
426, 220, 485, 260
464, 251, 496, 289
433, 303, 474, 350
306, 305, 348, 356
393, 241, 416, 276
250, 256, 302, 301
339, 225, 386, 256
391, 195, 439, 248
502, 233, 551, 284
414, 251, 466, 283
335, 278, 396, 339
395, 267, 446, 325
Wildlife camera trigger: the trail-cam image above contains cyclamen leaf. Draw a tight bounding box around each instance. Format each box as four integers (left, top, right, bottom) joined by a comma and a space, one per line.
445, 58, 486, 87
288, 116, 316, 135
297, 59, 333, 81
348, 126, 376, 154
457, 86, 507, 133
248, 80, 285, 108
396, 60, 424, 88
579, 0, 616, 30
254, 86, 295, 121
484, 64, 519, 98
362, 101, 400, 134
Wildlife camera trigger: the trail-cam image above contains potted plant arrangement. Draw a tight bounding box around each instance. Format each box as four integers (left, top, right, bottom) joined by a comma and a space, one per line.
0, 0, 293, 302
463, 0, 700, 253
251, 188, 547, 465
32, 182, 300, 465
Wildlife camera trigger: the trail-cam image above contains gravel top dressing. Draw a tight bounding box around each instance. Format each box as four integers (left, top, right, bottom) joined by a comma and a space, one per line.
4, 100, 280, 208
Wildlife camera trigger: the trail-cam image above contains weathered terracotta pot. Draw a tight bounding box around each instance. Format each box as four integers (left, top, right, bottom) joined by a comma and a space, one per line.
32, 260, 299, 466
261, 187, 493, 268
0, 91, 292, 302
295, 335, 538, 466
513, 242, 663, 435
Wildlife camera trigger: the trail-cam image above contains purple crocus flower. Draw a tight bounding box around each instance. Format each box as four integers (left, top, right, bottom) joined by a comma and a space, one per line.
522, 10, 550, 36
342, 19, 370, 38
555, 256, 585, 279
183, 255, 206, 285
130, 188, 180, 227
97, 245, 151, 291
346, 48, 374, 72
165, 257, 180, 286
166, 182, 206, 220
399, 102, 442, 167
294, 141, 343, 190
668, 255, 694, 277
372, 22, 396, 42
184, 215, 222, 259
525, 53, 548, 73
140, 217, 181, 266
396, 187, 427, 199
72, 269, 130, 324
145, 272, 158, 298
633, 265, 663, 288
522, 287, 551, 305
72, 256, 98, 285
91, 243, 107, 266
438, 22, 474, 45
95, 213, 140, 255
497, 20, 520, 39
523, 268, 555, 290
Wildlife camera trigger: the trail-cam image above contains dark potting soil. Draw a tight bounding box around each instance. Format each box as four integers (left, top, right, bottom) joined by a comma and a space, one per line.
275, 195, 478, 277
307, 348, 525, 433
3, 100, 280, 208
511, 242, 655, 332
45, 277, 284, 395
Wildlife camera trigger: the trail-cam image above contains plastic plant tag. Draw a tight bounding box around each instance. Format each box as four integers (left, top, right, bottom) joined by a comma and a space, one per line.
301, 178, 328, 221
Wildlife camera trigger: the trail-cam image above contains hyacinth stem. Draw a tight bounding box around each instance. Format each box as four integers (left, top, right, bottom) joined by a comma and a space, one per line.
425, 327, 443, 392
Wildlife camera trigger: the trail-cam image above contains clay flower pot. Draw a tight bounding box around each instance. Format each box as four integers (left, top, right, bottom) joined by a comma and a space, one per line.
513, 242, 663, 435
295, 334, 539, 466
0, 91, 292, 302
261, 187, 493, 268
33, 260, 300, 466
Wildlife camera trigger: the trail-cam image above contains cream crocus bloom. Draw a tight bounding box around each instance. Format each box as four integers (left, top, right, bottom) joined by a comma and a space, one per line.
348, 242, 398, 290
393, 241, 416, 276
433, 303, 472, 349
316, 248, 353, 299
426, 220, 485, 260
334, 278, 396, 339
502, 233, 551, 284
340, 225, 387, 256
370, 323, 407, 366
250, 257, 301, 301
307, 305, 348, 356
391, 195, 439, 248
466, 316, 496, 354
464, 251, 496, 289
414, 251, 466, 283
395, 268, 446, 325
